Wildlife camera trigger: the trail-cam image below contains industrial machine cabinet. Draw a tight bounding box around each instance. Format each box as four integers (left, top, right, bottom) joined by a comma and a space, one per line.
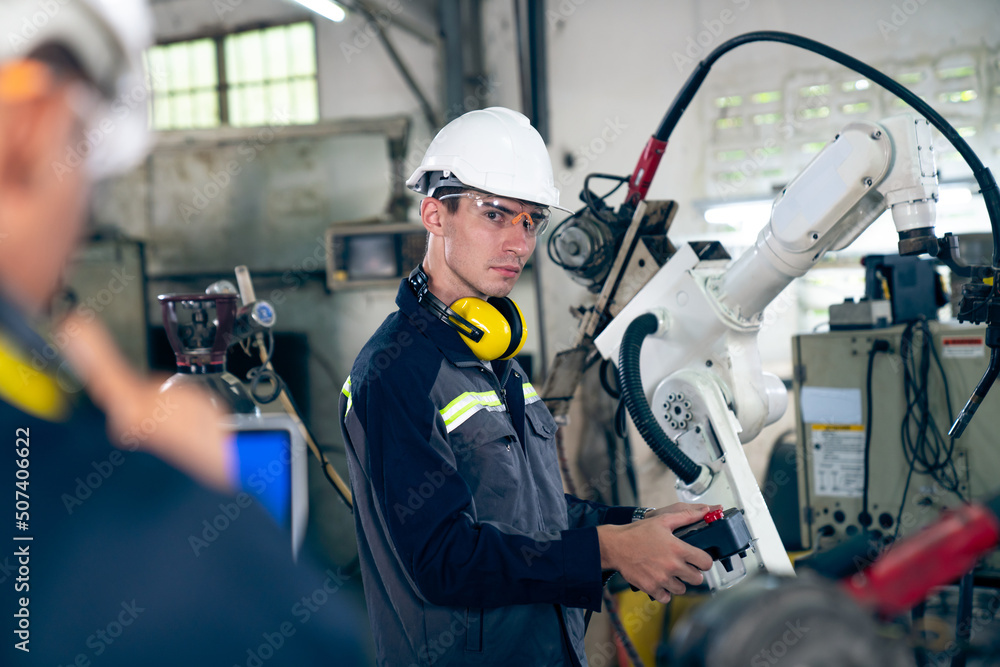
792, 321, 1000, 578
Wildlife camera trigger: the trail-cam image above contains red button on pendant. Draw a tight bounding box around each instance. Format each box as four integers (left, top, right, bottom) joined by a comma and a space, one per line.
704, 509, 725, 523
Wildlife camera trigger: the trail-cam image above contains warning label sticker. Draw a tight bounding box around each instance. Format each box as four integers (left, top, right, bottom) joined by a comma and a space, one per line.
942, 336, 984, 359
811, 424, 865, 498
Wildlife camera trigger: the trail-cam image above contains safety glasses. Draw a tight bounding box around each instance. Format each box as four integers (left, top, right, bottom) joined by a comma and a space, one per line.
437, 191, 550, 237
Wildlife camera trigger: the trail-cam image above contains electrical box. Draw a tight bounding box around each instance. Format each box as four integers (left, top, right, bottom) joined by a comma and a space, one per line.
325, 221, 427, 291
792, 321, 1000, 577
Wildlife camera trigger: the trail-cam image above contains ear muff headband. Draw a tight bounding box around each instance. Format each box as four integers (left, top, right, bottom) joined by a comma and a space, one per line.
408, 266, 484, 343
408, 265, 527, 361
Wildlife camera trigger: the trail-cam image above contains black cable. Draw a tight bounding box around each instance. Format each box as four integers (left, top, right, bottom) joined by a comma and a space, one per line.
893, 463, 915, 543
588, 354, 642, 504
912, 599, 930, 667
951, 571, 974, 667
600, 357, 621, 399
248, 331, 283, 404
950, 347, 1000, 438
650, 31, 999, 264
899, 319, 966, 503
603, 589, 645, 667
546, 174, 629, 273
862, 339, 890, 531
619, 314, 701, 484
615, 397, 628, 439
594, 359, 640, 503
597, 357, 630, 442
621, 432, 639, 503
893, 320, 967, 542
583, 173, 628, 225
605, 428, 620, 506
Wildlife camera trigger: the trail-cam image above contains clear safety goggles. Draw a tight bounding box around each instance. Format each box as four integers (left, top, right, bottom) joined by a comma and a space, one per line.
437, 191, 551, 237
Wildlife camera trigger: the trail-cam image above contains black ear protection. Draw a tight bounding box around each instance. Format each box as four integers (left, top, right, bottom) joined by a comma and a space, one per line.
408, 265, 526, 361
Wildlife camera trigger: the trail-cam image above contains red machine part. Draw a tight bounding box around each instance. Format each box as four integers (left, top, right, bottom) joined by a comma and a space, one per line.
843, 502, 1000, 617
625, 136, 668, 207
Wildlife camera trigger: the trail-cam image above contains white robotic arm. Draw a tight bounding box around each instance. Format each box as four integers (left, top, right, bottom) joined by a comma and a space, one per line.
593, 113, 938, 588
716, 114, 938, 321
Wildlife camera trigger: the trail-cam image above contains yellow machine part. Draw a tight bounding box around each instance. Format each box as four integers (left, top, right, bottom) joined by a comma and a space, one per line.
614, 556, 811, 660
613, 589, 668, 665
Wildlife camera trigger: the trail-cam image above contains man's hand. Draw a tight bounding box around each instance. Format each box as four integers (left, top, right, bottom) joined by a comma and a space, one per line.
597, 503, 719, 604
56, 314, 233, 492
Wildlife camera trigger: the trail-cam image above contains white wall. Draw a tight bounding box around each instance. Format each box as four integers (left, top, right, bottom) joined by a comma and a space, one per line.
152, 0, 307, 40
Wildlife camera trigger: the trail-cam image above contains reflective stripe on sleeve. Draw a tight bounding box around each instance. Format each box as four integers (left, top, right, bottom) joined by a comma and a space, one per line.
440, 390, 504, 433
341, 375, 353, 413
523, 382, 541, 405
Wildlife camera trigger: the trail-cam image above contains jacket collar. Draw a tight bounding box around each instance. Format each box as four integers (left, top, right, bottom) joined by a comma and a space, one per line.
395, 277, 484, 367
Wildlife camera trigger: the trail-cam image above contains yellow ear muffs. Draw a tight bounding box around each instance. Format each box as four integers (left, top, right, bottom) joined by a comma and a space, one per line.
486, 296, 526, 360
408, 265, 528, 362
450, 296, 527, 361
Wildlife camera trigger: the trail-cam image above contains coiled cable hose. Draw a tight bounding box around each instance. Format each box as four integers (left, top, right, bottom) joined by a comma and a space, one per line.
617, 313, 701, 485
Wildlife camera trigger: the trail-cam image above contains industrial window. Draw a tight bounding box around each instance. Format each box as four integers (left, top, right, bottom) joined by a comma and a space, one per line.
714, 95, 743, 108
225, 23, 318, 127
146, 22, 318, 131
750, 91, 781, 104
145, 38, 219, 130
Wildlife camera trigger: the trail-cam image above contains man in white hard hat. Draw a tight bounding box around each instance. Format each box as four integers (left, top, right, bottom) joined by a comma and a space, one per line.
0, 2, 364, 664
341, 107, 715, 666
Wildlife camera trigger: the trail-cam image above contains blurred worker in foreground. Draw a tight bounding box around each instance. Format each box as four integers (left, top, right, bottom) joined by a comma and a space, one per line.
340, 106, 717, 666
0, 1, 364, 664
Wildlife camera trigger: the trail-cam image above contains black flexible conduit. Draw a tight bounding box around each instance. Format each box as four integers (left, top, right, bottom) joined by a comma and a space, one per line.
950, 347, 1000, 437
653, 31, 999, 266
951, 571, 974, 667
618, 313, 702, 485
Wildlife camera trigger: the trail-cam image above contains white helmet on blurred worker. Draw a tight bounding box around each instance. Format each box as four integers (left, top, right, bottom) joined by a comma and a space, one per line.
406, 106, 571, 212
0, 0, 153, 179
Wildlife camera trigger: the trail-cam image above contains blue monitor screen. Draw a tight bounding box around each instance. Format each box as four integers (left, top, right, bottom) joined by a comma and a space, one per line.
232, 429, 292, 528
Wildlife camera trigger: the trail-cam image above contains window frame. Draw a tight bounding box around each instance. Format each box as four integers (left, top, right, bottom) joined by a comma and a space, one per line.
146, 19, 320, 131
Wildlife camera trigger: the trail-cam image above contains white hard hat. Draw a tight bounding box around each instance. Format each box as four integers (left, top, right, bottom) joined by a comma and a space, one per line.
0, 0, 153, 179
406, 107, 571, 212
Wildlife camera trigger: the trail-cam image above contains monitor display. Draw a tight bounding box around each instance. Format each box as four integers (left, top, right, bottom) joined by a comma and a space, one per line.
345, 234, 397, 280
224, 413, 308, 558
233, 429, 292, 529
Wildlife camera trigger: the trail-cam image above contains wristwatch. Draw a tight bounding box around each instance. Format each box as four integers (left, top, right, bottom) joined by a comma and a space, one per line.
632, 507, 654, 522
